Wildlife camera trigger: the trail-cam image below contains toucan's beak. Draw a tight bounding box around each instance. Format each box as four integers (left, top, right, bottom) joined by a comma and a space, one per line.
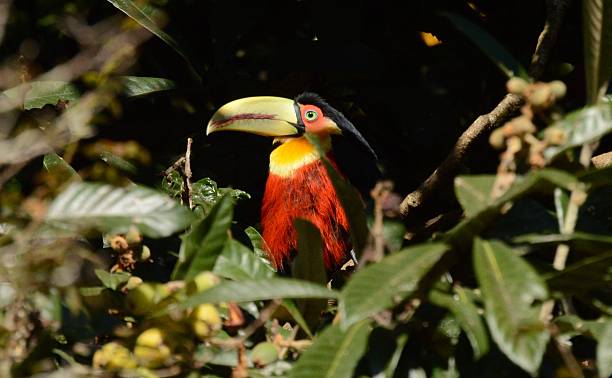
206, 96, 300, 137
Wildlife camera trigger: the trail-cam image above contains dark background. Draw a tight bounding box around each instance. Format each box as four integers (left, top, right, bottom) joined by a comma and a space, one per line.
4, 0, 585, 225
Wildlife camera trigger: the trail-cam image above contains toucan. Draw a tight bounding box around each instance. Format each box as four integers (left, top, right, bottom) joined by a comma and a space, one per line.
206, 92, 377, 272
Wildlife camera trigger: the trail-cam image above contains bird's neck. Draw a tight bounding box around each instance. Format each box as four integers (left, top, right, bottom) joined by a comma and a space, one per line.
269, 135, 331, 177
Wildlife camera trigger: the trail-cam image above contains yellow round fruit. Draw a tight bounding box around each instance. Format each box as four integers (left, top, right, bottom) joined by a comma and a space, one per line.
136, 328, 164, 348
191, 303, 222, 328
134, 344, 171, 368
93, 342, 137, 371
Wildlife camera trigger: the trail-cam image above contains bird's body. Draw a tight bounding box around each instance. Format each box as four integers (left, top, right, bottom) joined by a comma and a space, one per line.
207, 93, 376, 273
263, 136, 350, 271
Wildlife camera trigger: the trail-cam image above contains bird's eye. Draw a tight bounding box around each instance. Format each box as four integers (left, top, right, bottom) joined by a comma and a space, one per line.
304, 110, 318, 121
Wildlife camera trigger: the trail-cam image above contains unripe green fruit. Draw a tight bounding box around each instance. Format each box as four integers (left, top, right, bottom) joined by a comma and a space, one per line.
251, 342, 278, 367
188, 271, 219, 294
136, 328, 164, 348
126, 283, 157, 315
140, 245, 151, 261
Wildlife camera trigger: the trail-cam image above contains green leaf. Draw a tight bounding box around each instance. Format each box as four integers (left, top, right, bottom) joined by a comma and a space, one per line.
543, 251, 612, 294
429, 286, 490, 359
94, 269, 131, 290
100, 151, 137, 174
184, 177, 249, 218
245, 226, 274, 270
544, 102, 612, 161
339, 243, 448, 328
106, 0, 201, 82
383, 334, 408, 378
213, 239, 275, 281
598, 319, 612, 378
281, 299, 313, 338
582, 0, 612, 104
513, 231, 612, 252
172, 194, 234, 280
292, 219, 328, 334
176, 278, 337, 309
121, 76, 176, 97
45, 182, 193, 238
443, 13, 528, 79
43, 153, 80, 181
473, 239, 549, 375
306, 134, 369, 259
290, 320, 372, 378
2, 81, 80, 110
292, 219, 327, 285
446, 169, 577, 246
382, 218, 406, 252
454, 175, 496, 217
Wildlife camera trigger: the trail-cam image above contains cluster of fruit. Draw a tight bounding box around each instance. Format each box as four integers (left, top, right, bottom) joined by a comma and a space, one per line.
91, 271, 224, 374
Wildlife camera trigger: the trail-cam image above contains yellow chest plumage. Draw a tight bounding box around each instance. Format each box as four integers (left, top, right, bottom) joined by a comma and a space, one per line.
269, 136, 331, 177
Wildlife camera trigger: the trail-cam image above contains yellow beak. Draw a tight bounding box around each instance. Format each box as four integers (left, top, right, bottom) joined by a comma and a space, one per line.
206, 96, 300, 137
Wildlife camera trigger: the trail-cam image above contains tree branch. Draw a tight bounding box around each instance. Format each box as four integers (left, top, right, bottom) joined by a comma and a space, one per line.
400, 0, 572, 220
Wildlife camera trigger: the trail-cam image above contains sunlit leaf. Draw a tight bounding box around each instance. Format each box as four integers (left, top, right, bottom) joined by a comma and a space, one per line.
473, 239, 549, 374
291, 321, 372, 378
454, 175, 496, 217
94, 269, 131, 290
443, 13, 528, 79
544, 102, 612, 161
106, 0, 201, 81
121, 76, 176, 97
46, 182, 193, 238
446, 169, 577, 246
339, 243, 448, 328
429, 286, 490, 359
172, 194, 233, 280
176, 278, 337, 309
43, 153, 80, 181
213, 238, 275, 281
2, 81, 80, 110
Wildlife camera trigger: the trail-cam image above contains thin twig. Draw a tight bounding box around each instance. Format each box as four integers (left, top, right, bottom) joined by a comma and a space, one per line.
551, 324, 586, 378
162, 156, 185, 178
400, 0, 572, 220
183, 138, 194, 209
239, 299, 281, 342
